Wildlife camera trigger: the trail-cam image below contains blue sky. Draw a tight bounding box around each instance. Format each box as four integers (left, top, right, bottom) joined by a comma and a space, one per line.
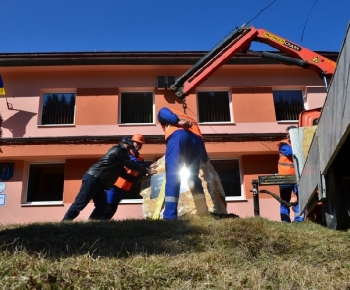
0, 0, 349, 53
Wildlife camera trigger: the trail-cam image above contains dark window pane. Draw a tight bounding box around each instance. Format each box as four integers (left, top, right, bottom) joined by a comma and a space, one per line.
27, 163, 64, 202
273, 90, 304, 121
41, 93, 76, 125
198, 91, 231, 123
121, 92, 153, 124
210, 160, 241, 197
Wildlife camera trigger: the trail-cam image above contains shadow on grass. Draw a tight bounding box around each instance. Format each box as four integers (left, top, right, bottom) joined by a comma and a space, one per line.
0, 219, 208, 259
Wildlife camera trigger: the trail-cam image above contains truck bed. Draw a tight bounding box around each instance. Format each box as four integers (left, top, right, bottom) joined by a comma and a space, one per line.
296, 23, 350, 212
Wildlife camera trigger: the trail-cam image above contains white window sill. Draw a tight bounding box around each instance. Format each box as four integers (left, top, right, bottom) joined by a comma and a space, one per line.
120, 199, 143, 204
21, 201, 64, 206
225, 197, 247, 202
277, 121, 298, 124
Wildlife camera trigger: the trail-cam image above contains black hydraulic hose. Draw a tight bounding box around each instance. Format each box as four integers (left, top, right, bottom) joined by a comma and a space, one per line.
261, 51, 308, 68
259, 189, 298, 207
173, 25, 249, 89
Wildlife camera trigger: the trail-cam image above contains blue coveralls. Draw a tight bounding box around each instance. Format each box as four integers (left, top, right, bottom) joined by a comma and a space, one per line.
158, 108, 208, 220
279, 142, 304, 222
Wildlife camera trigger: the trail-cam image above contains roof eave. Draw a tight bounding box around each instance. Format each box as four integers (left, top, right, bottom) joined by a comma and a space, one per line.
0, 51, 339, 67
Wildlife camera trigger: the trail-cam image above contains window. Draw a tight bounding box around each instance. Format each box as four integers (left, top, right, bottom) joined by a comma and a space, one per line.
41, 93, 76, 125
26, 163, 65, 203
197, 91, 231, 123
210, 159, 241, 198
120, 92, 153, 124
273, 90, 304, 121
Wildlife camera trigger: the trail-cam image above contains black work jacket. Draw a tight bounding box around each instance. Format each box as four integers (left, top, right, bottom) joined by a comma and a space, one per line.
86, 143, 148, 189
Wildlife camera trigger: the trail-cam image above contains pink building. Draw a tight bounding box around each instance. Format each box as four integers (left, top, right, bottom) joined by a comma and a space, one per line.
0, 51, 337, 224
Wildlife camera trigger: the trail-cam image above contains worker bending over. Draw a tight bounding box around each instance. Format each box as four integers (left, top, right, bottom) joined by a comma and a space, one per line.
157, 107, 209, 220
103, 134, 156, 219
62, 137, 156, 221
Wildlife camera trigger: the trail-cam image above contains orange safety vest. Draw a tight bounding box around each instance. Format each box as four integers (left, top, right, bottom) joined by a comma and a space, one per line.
277, 139, 295, 175
161, 109, 203, 140
114, 150, 144, 191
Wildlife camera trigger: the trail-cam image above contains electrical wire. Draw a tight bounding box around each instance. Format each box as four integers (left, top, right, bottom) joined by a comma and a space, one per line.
300, 0, 318, 42
209, 0, 278, 51
183, 0, 279, 126
245, 0, 278, 26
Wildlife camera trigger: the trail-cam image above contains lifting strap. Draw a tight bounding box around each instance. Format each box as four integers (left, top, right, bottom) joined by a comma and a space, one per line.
152, 177, 166, 219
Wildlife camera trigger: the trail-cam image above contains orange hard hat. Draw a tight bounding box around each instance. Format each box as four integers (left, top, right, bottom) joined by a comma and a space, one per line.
131, 134, 145, 144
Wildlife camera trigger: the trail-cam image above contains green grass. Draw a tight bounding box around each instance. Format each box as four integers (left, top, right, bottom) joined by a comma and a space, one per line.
1, 216, 350, 289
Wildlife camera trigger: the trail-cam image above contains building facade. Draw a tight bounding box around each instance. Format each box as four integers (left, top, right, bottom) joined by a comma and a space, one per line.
0, 51, 337, 224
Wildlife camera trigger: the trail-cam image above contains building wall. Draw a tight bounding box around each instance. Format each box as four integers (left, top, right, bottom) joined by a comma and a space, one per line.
0, 63, 328, 224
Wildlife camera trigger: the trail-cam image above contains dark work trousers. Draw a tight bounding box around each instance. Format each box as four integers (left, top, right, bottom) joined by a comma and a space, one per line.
62, 173, 108, 221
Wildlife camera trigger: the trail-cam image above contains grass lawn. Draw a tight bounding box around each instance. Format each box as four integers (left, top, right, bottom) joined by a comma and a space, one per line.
1, 215, 350, 289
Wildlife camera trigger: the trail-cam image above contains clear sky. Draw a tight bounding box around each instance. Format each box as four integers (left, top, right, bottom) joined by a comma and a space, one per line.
0, 0, 349, 53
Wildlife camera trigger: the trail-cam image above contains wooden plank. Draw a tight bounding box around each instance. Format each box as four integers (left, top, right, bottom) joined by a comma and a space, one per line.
290, 126, 317, 180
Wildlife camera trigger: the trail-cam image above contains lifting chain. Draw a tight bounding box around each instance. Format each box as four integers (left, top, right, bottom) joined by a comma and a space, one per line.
182, 97, 187, 114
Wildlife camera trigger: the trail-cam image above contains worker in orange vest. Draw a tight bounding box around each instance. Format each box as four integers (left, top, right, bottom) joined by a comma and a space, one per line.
62, 137, 156, 221
102, 134, 157, 220
157, 107, 209, 220
277, 126, 304, 222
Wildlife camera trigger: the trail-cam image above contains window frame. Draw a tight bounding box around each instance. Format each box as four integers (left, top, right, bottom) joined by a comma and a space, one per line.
23, 162, 65, 206
118, 89, 155, 125
38, 89, 77, 127
196, 89, 233, 124
272, 87, 306, 123
209, 158, 244, 201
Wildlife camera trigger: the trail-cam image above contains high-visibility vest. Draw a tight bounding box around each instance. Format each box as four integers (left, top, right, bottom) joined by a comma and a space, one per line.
114, 150, 144, 191
161, 109, 203, 140
277, 139, 295, 175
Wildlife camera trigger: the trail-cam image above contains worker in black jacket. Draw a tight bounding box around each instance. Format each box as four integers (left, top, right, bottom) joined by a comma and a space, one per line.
62, 137, 156, 221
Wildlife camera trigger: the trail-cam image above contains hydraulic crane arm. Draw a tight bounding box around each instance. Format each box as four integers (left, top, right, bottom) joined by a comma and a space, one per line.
170, 24, 336, 99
